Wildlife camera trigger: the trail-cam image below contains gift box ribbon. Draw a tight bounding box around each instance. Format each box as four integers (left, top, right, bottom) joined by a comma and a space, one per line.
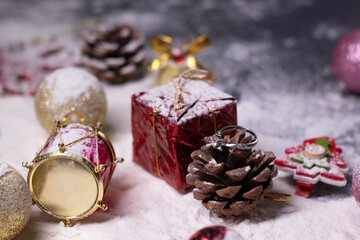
152, 69, 218, 178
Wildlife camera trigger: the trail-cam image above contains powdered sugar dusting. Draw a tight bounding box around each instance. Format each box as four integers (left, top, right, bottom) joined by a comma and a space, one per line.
44, 67, 103, 106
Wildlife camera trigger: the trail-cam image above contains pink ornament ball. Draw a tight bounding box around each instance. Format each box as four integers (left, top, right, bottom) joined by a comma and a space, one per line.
189, 226, 244, 240
353, 162, 360, 206
333, 29, 360, 94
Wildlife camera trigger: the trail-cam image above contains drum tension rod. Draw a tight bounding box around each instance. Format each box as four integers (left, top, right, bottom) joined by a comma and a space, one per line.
58, 143, 66, 153
94, 165, 105, 173
22, 162, 32, 169
98, 201, 108, 211
94, 157, 125, 173
64, 219, 72, 227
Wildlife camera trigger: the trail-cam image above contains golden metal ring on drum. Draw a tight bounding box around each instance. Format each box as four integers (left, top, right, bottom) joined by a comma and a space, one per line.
28, 152, 105, 223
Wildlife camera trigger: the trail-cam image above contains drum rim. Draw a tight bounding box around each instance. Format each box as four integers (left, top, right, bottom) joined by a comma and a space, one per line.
97, 130, 117, 189
28, 151, 104, 221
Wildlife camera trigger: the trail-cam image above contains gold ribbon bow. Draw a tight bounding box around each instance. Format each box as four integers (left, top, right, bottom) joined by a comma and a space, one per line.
150, 35, 210, 70
149, 35, 217, 86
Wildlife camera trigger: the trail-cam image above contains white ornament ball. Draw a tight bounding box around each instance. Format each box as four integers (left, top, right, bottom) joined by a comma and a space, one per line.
35, 67, 107, 132
0, 162, 32, 240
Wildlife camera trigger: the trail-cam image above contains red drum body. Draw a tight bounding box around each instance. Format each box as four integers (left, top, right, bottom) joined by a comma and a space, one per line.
26, 123, 116, 225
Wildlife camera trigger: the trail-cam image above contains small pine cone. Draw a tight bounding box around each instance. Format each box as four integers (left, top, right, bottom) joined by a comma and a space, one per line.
81, 24, 145, 83
186, 129, 278, 217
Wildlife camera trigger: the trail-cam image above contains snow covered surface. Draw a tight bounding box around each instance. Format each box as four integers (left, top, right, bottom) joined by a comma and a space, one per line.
1, 1, 360, 239
0, 75, 358, 240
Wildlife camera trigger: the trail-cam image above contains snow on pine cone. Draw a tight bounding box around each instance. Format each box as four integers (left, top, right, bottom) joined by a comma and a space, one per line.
186, 129, 278, 217
81, 24, 145, 83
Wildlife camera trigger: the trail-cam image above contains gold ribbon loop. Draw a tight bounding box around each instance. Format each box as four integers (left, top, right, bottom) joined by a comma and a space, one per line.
61, 108, 85, 125
264, 192, 292, 201
180, 68, 209, 80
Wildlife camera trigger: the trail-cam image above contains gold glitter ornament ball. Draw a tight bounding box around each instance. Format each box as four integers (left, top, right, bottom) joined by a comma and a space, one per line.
35, 67, 107, 132
0, 162, 32, 240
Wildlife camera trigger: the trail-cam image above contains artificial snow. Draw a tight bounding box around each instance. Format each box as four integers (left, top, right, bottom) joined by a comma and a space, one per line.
44, 67, 103, 106
0, 162, 12, 177
225, 229, 245, 240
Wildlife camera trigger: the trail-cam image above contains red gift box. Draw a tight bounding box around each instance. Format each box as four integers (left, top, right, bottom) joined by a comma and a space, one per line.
131, 78, 237, 193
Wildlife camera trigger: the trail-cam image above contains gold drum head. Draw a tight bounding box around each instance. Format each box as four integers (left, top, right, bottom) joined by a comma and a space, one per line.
28, 152, 104, 221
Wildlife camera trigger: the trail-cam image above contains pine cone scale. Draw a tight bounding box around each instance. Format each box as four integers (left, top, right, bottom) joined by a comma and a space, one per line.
254, 152, 276, 175
191, 150, 213, 163
240, 135, 253, 143
216, 185, 242, 198
83, 57, 107, 71
129, 50, 146, 64
194, 179, 222, 193
193, 189, 212, 200
105, 58, 126, 68
263, 180, 273, 193
188, 162, 202, 175
242, 185, 263, 200
248, 167, 271, 184
209, 148, 227, 163
229, 200, 249, 210
207, 200, 228, 209
225, 166, 250, 183
119, 64, 137, 77
227, 151, 248, 168
205, 161, 225, 175
269, 165, 278, 178
248, 149, 263, 166
230, 130, 246, 144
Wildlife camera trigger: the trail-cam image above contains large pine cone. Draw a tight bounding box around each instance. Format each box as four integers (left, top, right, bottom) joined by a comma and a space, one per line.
82, 24, 145, 83
186, 129, 278, 217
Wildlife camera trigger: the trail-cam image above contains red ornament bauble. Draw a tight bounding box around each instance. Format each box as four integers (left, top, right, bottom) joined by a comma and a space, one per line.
189, 226, 244, 240
352, 162, 360, 206
333, 29, 360, 94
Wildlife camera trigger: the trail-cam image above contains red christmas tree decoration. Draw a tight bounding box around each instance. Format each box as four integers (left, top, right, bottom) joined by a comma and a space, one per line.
274, 137, 348, 198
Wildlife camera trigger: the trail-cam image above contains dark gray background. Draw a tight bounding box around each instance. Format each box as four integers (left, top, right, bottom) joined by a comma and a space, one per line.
1, 0, 359, 163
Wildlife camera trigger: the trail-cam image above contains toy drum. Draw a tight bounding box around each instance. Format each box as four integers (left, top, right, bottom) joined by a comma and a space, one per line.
23, 123, 117, 226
